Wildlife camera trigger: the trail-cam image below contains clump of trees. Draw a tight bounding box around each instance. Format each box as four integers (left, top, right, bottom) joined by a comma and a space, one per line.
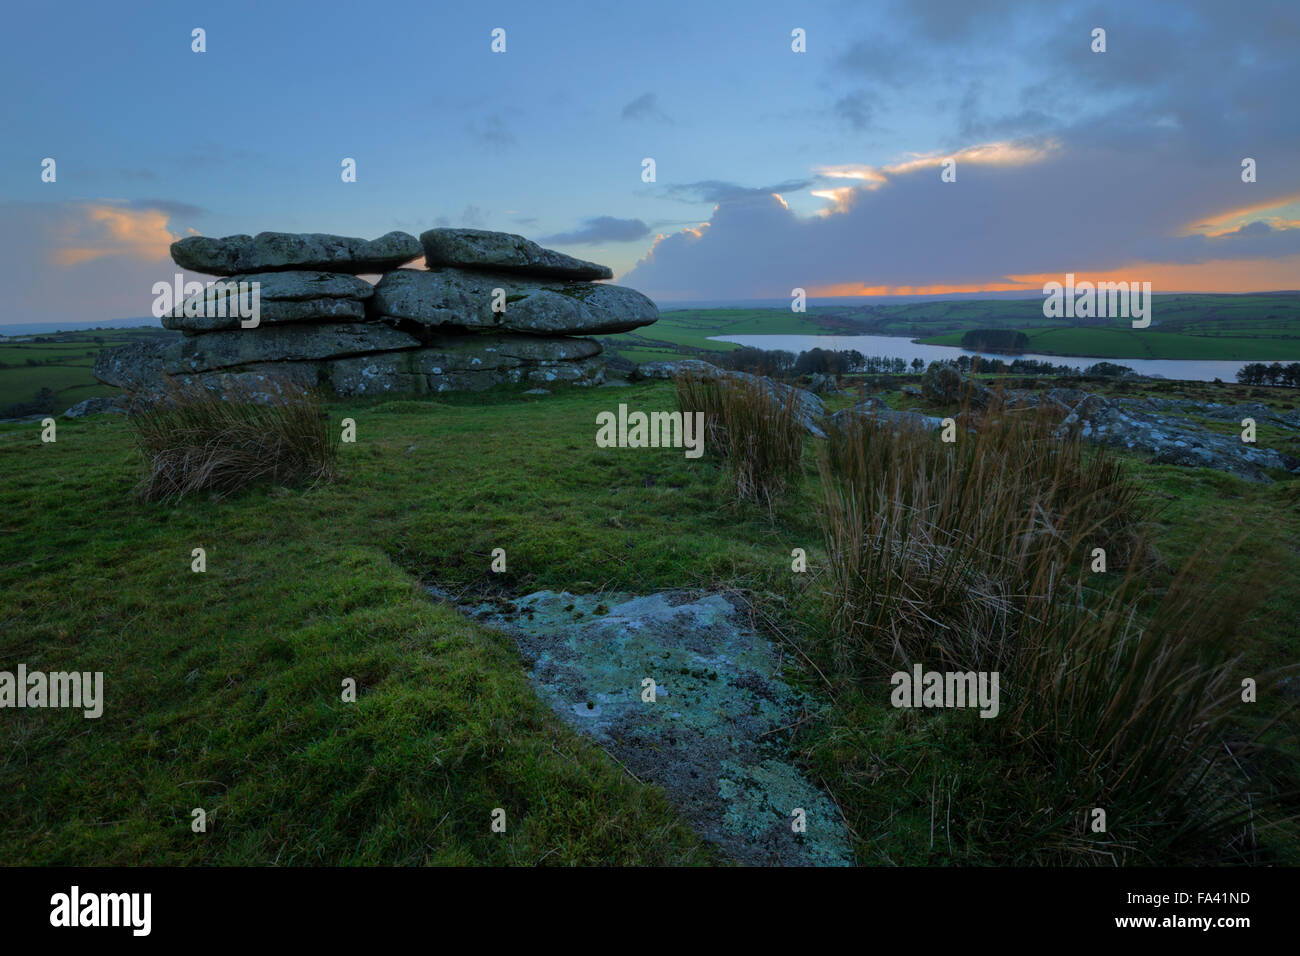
1, 387, 56, 418
960, 329, 1030, 352
1236, 362, 1300, 387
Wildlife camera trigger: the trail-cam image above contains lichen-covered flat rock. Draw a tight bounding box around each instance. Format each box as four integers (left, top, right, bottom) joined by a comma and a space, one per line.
163, 296, 367, 333
158, 322, 420, 374
462, 589, 855, 866
372, 267, 657, 335
414, 331, 601, 369
170, 231, 421, 275
162, 271, 376, 332
325, 336, 605, 396
420, 228, 613, 280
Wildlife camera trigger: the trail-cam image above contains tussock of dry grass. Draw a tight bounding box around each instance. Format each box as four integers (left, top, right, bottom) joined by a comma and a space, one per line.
674, 369, 805, 506
125, 376, 337, 503
814, 402, 1287, 862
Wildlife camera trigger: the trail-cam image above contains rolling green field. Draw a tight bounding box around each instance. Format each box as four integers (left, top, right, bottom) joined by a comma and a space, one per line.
0, 328, 175, 416
596, 292, 1300, 365
3, 378, 1297, 865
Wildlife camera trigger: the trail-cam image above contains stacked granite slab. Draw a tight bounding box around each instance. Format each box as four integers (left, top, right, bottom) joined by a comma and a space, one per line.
94, 228, 658, 401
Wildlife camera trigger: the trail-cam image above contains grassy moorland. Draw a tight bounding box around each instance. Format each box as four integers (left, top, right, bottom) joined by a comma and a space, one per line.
1, 376, 1296, 865
599, 293, 1300, 365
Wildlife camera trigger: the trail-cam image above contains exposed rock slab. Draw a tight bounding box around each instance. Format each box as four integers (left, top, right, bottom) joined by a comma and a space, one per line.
414, 331, 601, 370
420, 228, 612, 280
62, 396, 127, 418
326, 351, 602, 396
460, 589, 854, 867
371, 268, 657, 334
162, 271, 375, 332
1057, 393, 1300, 482
159, 323, 420, 374
170, 231, 421, 275
828, 399, 948, 434
164, 296, 367, 333
94, 341, 166, 389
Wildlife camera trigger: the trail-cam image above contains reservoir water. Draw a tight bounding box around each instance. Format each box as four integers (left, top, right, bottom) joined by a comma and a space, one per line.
708, 333, 1277, 383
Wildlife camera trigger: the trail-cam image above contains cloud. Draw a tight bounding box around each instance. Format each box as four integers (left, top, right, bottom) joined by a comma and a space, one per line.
0, 200, 205, 322
623, 2, 1300, 299
541, 217, 651, 244
833, 90, 875, 132
622, 130, 1300, 299
661, 179, 814, 204
621, 92, 672, 123
50, 200, 186, 266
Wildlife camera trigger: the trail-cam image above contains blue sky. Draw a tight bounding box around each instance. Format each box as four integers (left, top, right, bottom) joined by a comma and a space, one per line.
2, 0, 1297, 322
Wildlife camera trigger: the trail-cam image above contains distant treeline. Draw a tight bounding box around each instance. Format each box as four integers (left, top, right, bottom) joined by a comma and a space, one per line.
717, 347, 918, 376
959, 329, 1031, 352
1236, 362, 1300, 387
717, 345, 1090, 379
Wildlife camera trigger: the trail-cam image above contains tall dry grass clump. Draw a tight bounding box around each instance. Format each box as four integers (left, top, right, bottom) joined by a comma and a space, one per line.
675, 369, 805, 506
817, 404, 1145, 674
125, 376, 337, 503
814, 404, 1280, 861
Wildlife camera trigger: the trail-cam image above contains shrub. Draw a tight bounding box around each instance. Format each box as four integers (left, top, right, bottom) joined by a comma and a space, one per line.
125, 376, 337, 503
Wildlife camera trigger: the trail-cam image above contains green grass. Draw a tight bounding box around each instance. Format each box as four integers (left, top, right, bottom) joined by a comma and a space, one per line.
2, 378, 1296, 865
592, 295, 1300, 367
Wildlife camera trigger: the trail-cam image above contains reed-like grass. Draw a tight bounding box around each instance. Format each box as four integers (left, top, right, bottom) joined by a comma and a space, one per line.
812, 401, 1289, 862
817, 403, 1146, 674
125, 376, 337, 503
674, 369, 805, 506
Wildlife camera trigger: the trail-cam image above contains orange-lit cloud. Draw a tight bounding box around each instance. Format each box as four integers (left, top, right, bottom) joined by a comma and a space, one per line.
1185, 194, 1300, 237
812, 254, 1300, 298
1005, 255, 1300, 293
882, 139, 1058, 175
811, 280, 1038, 296
51, 202, 179, 266
811, 139, 1058, 214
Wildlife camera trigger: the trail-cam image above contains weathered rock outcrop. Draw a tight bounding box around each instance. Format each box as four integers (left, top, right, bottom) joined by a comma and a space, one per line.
63, 396, 127, 418
828, 398, 947, 434
371, 268, 656, 334
420, 228, 612, 280
1054, 393, 1300, 481
161, 271, 374, 332
97, 228, 658, 402
170, 231, 422, 275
